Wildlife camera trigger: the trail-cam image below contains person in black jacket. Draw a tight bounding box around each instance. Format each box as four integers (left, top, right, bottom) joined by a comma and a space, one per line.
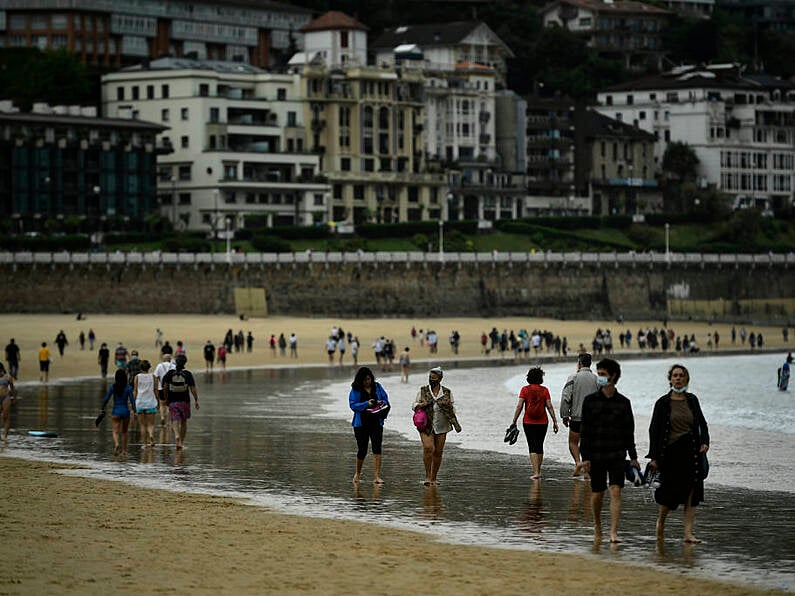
580, 358, 640, 544
646, 364, 710, 543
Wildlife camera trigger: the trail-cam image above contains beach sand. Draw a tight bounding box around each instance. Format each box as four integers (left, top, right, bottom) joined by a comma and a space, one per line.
1, 313, 784, 594
2, 313, 788, 382
0, 457, 767, 595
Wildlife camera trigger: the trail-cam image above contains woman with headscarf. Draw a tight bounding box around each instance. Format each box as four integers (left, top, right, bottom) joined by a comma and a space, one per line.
412, 367, 461, 486
348, 366, 390, 484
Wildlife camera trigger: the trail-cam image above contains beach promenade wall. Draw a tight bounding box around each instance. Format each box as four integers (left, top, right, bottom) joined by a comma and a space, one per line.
3, 251, 795, 321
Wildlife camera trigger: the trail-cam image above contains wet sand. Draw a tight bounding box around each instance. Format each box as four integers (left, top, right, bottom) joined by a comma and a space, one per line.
2, 313, 787, 382
0, 457, 768, 595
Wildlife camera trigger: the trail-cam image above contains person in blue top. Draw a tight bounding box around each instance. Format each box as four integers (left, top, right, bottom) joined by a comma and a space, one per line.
349, 366, 390, 485
102, 368, 136, 456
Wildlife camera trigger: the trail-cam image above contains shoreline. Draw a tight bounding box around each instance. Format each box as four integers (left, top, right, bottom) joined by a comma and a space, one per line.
0, 457, 769, 595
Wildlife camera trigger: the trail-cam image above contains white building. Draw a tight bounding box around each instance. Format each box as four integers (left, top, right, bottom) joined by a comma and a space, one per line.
596, 64, 795, 210
102, 57, 330, 233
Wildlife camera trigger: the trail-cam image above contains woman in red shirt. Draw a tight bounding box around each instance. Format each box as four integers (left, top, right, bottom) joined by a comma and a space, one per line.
511, 367, 559, 479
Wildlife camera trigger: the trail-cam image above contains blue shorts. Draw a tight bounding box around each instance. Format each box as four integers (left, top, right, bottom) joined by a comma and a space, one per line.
136, 407, 158, 414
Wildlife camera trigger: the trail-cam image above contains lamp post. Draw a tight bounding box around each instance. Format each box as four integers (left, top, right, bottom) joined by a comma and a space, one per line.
170, 175, 177, 226
438, 219, 444, 263
665, 222, 670, 263
225, 217, 232, 264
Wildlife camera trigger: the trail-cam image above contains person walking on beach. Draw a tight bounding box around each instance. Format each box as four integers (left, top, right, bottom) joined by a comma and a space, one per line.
97, 342, 110, 378
326, 335, 337, 364
338, 335, 346, 366
5, 338, 20, 380
560, 353, 599, 478
399, 347, 411, 383
0, 362, 17, 440
779, 353, 793, 391
54, 330, 68, 358
510, 367, 559, 479
349, 366, 390, 485
412, 367, 461, 486
88, 328, 96, 350
154, 354, 175, 427
38, 342, 51, 383
78, 331, 85, 350
114, 342, 129, 369
203, 340, 215, 373
133, 360, 159, 449
350, 336, 359, 367
289, 333, 298, 358
162, 354, 199, 450
101, 368, 136, 456
217, 343, 227, 372
647, 364, 710, 543
580, 358, 640, 543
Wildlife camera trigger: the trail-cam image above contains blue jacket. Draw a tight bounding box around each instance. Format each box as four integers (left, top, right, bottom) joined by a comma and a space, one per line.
349, 382, 389, 427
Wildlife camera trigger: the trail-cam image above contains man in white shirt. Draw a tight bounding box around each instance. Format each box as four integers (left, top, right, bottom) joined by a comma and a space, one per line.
560, 352, 598, 477
154, 354, 176, 427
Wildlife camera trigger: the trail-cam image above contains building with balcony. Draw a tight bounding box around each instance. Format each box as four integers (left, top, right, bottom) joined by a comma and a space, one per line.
298, 12, 446, 225
540, 0, 671, 72
596, 63, 795, 210
0, 100, 165, 230
102, 57, 329, 233
716, 0, 795, 34
0, 0, 311, 68
583, 109, 659, 215
372, 21, 524, 222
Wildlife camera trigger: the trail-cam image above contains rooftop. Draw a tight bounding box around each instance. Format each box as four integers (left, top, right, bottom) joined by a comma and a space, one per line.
300, 11, 369, 33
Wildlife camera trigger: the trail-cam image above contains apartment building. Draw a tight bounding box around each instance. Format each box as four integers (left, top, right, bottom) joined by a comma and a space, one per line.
102, 57, 328, 233
540, 0, 671, 72
298, 12, 446, 224
0, 100, 164, 228
0, 0, 311, 68
372, 21, 524, 222
596, 64, 795, 210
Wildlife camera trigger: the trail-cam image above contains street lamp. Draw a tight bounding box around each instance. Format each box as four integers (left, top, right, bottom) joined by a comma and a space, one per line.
170, 175, 177, 226
438, 219, 444, 263
225, 217, 232, 263
665, 222, 670, 263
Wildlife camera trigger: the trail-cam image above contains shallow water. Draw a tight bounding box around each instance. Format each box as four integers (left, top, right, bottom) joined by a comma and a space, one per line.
2, 355, 794, 592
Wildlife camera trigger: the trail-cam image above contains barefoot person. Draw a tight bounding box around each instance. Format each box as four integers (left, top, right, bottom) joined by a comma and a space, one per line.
153, 354, 175, 427
510, 367, 558, 479
560, 352, 598, 478
412, 367, 461, 486
133, 360, 159, 448
161, 354, 199, 450
101, 368, 136, 456
0, 362, 16, 440
348, 366, 390, 484
580, 358, 640, 543
647, 364, 710, 543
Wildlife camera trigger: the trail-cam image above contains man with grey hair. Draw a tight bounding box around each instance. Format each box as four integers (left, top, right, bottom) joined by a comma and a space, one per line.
560, 352, 598, 477
154, 353, 175, 427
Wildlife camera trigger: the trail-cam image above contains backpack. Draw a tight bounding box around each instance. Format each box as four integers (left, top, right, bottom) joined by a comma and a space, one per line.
169, 370, 189, 394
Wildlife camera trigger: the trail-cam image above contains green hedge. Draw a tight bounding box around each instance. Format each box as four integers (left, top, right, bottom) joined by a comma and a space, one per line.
357, 220, 478, 238
251, 234, 292, 252
0, 234, 91, 251
496, 215, 633, 231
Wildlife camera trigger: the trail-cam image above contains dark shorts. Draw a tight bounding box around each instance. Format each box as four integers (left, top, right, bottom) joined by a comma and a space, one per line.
569, 420, 582, 433
589, 459, 626, 492
169, 401, 191, 421
39, 360, 49, 372
354, 423, 383, 459
523, 423, 548, 454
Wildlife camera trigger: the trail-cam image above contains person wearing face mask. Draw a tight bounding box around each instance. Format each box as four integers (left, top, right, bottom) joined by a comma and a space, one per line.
646, 364, 710, 543
580, 358, 639, 543
412, 366, 461, 486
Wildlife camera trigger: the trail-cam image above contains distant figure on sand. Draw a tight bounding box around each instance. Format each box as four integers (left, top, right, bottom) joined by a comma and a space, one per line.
97, 342, 110, 378
778, 353, 792, 391
412, 367, 461, 486
348, 366, 390, 485
162, 354, 199, 450
580, 358, 640, 543
101, 368, 136, 456
647, 364, 710, 543
38, 342, 51, 383
560, 352, 598, 478
510, 367, 558, 479
0, 362, 17, 440
399, 347, 410, 383
133, 360, 159, 448
154, 354, 175, 426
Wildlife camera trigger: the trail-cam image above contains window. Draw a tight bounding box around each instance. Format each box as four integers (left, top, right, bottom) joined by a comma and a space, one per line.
664, 130, 671, 142
178, 165, 191, 180
627, 95, 634, 105
132, 86, 139, 100
181, 108, 189, 121
666, 92, 678, 103
340, 31, 349, 48
408, 187, 419, 202
199, 83, 209, 97
146, 85, 154, 99
116, 87, 125, 101
161, 84, 169, 99
353, 185, 364, 200
333, 184, 343, 199
605, 95, 613, 106
181, 136, 189, 148
287, 111, 297, 126
161, 109, 169, 122
363, 158, 374, 172
209, 135, 216, 149
277, 88, 287, 101
178, 193, 191, 205
224, 164, 237, 179
210, 107, 219, 123
314, 194, 325, 206
340, 157, 351, 171
639, 111, 646, 120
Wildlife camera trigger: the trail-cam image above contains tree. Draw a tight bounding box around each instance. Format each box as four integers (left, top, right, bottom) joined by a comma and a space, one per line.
0, 48, 92, 110
661, 142, 699, 212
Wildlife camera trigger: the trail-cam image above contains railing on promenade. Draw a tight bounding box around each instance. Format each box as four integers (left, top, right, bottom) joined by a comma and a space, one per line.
1, 251, 793, 268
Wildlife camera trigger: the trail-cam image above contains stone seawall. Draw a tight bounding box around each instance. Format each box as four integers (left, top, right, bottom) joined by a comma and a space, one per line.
5, 257, 794, 321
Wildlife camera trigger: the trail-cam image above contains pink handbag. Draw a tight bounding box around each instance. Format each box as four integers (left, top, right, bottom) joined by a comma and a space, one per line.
413, 408, 428, 431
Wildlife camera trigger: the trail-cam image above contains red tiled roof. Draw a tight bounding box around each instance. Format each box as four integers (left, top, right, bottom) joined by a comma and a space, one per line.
301, 11, 369, 33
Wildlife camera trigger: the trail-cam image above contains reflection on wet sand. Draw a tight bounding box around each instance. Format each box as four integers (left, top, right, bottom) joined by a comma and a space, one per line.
421, 486, 443, 520
519, 480, 544, 534
568, 479, 592, 524
37, 385, 49, 430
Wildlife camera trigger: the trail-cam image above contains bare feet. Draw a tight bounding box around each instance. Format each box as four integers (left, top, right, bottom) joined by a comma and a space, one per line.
573, 463, 582, 477
531, 474, 541, 480
373, 477, 384, 485
113, 445, 120, 455
423, 480, 431, 486
610, 535, 622, 543
352, 474, 360, 484
684, 535, 701, 544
